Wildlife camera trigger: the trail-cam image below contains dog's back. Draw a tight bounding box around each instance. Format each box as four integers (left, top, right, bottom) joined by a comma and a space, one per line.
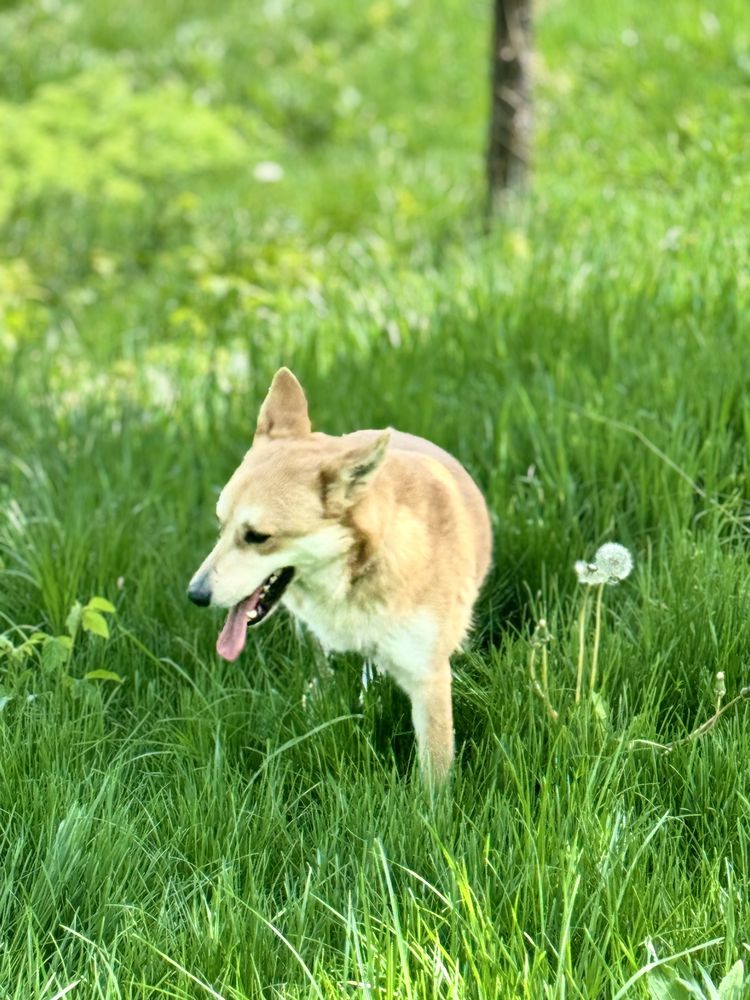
344, 428, 492, 590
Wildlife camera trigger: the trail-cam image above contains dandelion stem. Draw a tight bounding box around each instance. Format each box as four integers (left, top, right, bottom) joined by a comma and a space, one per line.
630, 686, 750, 754
669, 687, 750, 749
589, 584, 605, 695
528, 621, 559, 722
575, 592, 590, 705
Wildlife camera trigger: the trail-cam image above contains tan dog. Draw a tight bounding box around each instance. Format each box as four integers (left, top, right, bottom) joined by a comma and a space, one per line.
188, 368, 492, 781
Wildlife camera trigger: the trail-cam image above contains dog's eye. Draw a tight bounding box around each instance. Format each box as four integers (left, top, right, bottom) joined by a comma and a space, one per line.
244, 528, 271, 545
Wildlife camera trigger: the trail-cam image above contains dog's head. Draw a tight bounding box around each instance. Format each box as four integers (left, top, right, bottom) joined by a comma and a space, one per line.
187, 368, 389, 660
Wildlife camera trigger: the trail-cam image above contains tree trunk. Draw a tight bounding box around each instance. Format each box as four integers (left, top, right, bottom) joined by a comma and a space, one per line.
486, 0, 532, 211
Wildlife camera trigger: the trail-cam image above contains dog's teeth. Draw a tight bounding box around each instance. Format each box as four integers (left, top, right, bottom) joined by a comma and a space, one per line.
269, 572, 279, 583
248, 609, 258, 620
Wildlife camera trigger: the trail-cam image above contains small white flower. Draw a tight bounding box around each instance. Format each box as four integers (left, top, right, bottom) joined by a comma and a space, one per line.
700, 11, 720, 38
253, 161, 284, 183
660, 225, 683, 251
594, 543, 634, 583
575, 543, 634, 586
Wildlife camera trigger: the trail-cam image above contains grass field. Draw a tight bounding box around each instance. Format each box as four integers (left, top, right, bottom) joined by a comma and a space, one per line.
3, 0, 750, 996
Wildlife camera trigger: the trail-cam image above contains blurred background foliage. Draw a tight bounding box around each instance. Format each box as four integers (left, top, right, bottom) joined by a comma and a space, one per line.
2, 0, 749, 392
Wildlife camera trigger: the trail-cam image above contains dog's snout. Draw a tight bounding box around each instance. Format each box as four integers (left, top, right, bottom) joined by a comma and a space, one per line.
187, 575, 212, 607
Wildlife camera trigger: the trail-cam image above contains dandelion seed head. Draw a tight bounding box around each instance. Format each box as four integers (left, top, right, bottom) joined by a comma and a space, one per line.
575, 543, 634, 586
715, 671, 726, 701
594, 543, 634, 582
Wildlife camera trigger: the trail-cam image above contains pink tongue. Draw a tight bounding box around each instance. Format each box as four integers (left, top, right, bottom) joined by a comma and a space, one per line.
216, 588, 262, 661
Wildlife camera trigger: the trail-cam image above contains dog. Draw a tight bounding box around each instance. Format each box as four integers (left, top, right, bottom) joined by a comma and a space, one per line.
188, 368, 492, 781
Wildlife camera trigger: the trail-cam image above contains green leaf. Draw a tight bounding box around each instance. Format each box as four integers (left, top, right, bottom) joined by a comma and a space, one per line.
86, 596, 116, 615
591, 690, 611, 725
646, 968, 693, 1000
66, 601, 82, 638
84, 669, 123, 684
41, 636, 72, 671
11, 632, 47, 663
717, 961, 746, 1000
82, 609, 110, 639
681, 971, 716, 999
697, 965, 722, 1000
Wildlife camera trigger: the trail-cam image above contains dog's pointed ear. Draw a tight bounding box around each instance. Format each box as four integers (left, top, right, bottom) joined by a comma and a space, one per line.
322, 431, 391, 512
255, 368, 312, 440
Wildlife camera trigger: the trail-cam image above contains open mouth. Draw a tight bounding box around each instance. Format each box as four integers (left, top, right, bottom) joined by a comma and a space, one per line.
216, 567, 295, 661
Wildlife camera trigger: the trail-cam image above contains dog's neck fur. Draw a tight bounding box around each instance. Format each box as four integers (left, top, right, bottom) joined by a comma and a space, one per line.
291, 515, 381, 604
281, 501, 391, 658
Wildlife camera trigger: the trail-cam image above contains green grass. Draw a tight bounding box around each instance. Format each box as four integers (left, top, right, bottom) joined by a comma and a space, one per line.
3, 0, 750, 996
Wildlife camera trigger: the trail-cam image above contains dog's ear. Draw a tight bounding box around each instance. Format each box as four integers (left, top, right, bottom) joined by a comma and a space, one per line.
322, 431, 391, 512
255, 368, 312, 440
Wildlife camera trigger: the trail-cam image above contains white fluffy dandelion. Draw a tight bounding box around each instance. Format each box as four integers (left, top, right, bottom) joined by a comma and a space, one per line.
574, 541, 634, 703
575, 543, 633, 586
594, 543, 634, 583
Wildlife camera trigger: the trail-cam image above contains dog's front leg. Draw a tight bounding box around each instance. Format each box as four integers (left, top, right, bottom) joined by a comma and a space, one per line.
408, 666, 454, 785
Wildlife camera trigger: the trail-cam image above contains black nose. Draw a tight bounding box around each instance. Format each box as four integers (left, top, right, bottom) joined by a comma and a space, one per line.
187, 577, 212, 607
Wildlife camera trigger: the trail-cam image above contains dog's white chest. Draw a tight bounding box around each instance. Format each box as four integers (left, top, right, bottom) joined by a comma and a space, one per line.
283, 583, 380, 657
283, 578, 437, 691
